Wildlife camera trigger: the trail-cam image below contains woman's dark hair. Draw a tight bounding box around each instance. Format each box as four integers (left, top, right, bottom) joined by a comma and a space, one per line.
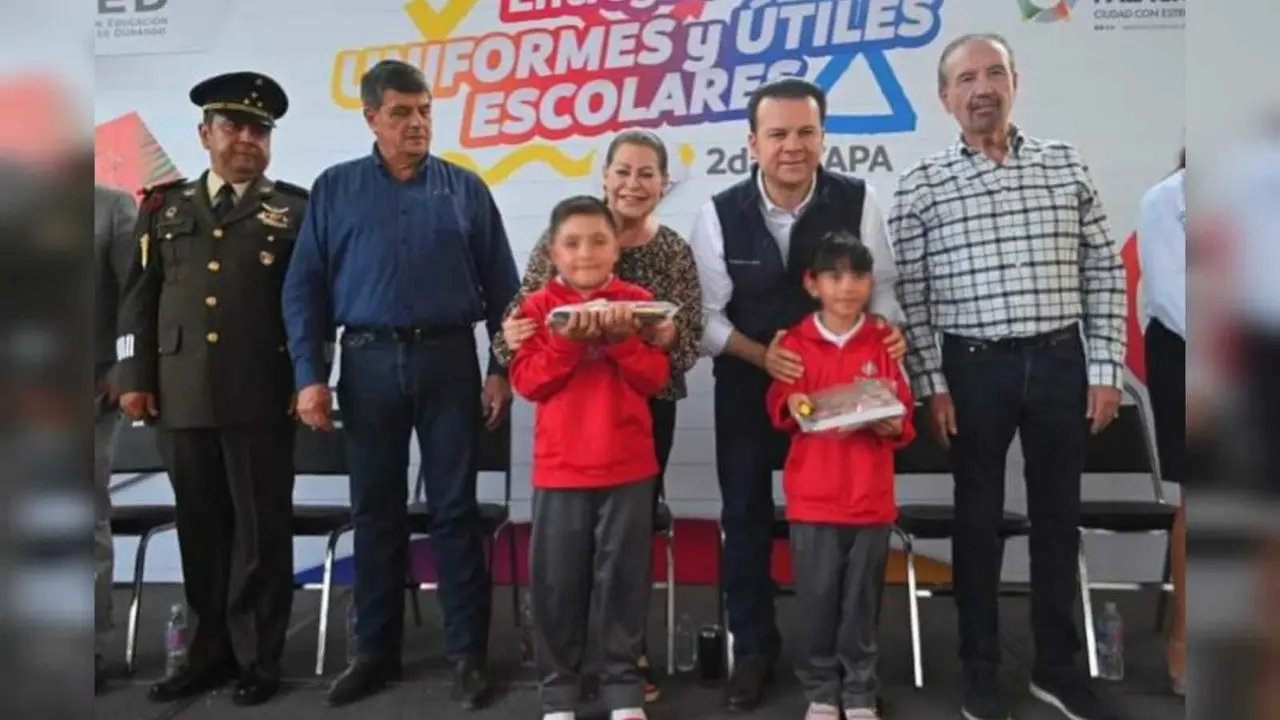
548, 195, 618, 240
604, 130, 669, 175
807, 230, 874, 275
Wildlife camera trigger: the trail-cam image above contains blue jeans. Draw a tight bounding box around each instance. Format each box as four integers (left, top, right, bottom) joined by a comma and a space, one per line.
337, 331, 492, 663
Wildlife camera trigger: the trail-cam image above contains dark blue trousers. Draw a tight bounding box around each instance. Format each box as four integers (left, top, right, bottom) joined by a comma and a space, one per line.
337, 331, 492, 663
713, 363, 787, 660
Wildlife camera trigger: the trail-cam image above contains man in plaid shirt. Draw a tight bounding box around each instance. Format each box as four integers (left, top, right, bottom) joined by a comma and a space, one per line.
888, 34, 1125, 720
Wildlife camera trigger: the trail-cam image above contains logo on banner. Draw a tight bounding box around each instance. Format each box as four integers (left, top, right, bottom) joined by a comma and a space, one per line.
1016, 0, 1077, 22
330, 0, 944, 185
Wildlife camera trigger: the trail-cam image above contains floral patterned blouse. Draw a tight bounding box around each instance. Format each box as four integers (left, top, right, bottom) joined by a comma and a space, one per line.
492, 224, 703, 401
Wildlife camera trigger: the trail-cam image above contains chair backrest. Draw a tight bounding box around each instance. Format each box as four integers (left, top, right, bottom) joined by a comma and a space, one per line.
1083, 402, 1164, 500
112, 420, 166, 474
894, 403, 951, 474
1084, 404, 1152, 472
293, 411, 348, 476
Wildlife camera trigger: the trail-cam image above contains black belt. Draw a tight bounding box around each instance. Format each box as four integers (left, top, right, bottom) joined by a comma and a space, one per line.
343, 325, 471, 343
943, 324, 1079, 354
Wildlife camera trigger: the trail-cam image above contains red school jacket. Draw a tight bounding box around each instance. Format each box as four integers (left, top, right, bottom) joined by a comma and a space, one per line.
510, 277, 670, 490
765, 314, 916, 526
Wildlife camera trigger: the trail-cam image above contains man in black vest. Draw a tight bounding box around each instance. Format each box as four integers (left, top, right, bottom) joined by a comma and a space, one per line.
116, 72, 310, 707
688, 78, 907, 712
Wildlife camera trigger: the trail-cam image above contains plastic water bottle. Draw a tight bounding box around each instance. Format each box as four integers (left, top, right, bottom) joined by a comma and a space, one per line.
675, 614, 698, 673
1096, 602, 1125, 681
345, 597, 359, 665
164, 603, 188, 677
519, 589, 535, 666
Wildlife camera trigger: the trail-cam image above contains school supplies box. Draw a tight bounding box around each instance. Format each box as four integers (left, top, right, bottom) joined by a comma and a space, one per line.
794, 377, 907, 434
547, 299, 679, 326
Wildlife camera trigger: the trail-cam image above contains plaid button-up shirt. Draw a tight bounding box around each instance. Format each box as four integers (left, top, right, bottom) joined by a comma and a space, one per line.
888, 127, 1127, 396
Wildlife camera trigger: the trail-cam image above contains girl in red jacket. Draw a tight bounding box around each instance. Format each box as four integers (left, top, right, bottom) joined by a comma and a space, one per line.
510, 195, 671, 720
765, 234, 915, 720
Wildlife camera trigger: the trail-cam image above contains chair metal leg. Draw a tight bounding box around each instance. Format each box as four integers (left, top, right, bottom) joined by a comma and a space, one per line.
408, 565, 424, 628
1155, 534, 1172, 631
904, 536, 924, 689
125, 524, 170, 675
1079, 544, 1099, 679
665, 525, 676, 677
315, 528, 343, 676
505, 522, 521, 631
718, 525, 734, 675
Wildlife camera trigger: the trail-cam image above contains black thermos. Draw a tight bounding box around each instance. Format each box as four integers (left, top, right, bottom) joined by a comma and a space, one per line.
697, 624, 725, 682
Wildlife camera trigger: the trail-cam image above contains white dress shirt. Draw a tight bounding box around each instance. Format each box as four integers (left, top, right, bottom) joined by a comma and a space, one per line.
1137, 169, 1186, 339
206, 170, 251, 201
690, 173, 904, 356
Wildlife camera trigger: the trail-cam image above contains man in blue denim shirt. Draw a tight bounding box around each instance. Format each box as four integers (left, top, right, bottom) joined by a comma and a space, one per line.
283, 60, 519, 709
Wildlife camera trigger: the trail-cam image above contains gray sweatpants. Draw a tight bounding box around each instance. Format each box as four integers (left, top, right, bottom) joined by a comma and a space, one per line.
94, 411, 121, 658
530, 479, 655, 713
790, 523, 891, 710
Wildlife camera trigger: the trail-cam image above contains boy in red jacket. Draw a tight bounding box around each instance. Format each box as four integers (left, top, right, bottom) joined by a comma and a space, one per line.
765, 235, 915, 720
510, 195, 672, 720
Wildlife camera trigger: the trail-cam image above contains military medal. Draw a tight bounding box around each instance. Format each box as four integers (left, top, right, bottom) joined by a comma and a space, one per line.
259, 251, 275, 266
257, 202, 290, 229
164, 205, 178, 218
139, 233, 150, 269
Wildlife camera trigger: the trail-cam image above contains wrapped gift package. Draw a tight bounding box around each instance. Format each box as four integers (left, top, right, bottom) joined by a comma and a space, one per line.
548, 299, 679, 326
795, 377, 907, 434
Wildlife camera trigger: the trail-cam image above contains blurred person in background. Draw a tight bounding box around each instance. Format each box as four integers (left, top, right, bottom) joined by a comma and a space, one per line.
1135, 148, 1186, 696
93, 183, 137, 693
495, 129, 703, 704
115, 72, 308, 707
890, 34, 1125, 720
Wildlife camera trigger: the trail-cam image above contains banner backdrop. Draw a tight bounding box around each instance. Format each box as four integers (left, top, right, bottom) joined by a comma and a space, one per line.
96, 0, 1184, 582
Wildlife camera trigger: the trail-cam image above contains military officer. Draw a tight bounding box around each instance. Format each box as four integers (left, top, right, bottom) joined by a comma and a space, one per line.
115, 71, 309, 707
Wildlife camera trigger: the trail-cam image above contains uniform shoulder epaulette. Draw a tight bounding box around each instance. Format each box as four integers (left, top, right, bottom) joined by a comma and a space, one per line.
138, 176, 188, 199
271, 180, 310, 199
137, 177, 188, 212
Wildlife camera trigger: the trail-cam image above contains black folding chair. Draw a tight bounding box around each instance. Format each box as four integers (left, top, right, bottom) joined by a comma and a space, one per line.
891, 403, 1031, 688
1077, 390, 1175, 678
109, 419, 177, 674
291, 409, 357, 676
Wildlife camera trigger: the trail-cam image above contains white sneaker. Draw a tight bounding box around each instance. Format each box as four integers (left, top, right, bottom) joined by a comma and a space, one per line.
805, 703, 841, 720
845, 708, 880, 720
543, 713, 575, 720
610, 708, 646, 720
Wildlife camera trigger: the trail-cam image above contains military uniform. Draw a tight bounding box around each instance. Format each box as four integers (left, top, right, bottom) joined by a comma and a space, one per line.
114, 72, 306, 698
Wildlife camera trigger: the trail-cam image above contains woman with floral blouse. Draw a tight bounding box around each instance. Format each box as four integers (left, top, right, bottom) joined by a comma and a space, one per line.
493, 129, 702, 703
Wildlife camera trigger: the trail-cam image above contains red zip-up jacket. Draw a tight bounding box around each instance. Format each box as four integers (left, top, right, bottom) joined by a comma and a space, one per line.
765, 314, 916, 526
510, 277, 670, 490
